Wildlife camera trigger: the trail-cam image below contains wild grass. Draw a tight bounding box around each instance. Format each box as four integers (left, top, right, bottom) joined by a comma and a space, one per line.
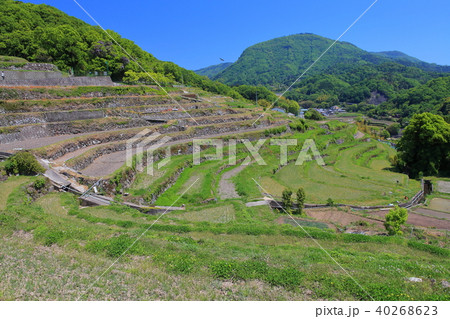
0, 182, 448, 300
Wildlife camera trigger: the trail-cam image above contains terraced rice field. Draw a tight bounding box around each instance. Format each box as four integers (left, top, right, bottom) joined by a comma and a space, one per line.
0, 86, 282, 180
231, 126, 420, 206
1, 86, 448, 301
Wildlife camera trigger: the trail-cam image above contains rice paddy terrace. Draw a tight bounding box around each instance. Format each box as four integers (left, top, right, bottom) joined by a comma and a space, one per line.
0, 84, 449, 301
0, 85, 284, 178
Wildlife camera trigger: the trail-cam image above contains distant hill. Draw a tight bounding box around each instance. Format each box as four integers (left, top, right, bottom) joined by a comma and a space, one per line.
195, 62, 232, 78
372, 51, 449, 73
0, 0, 241, 99
213, 33, 449, 87
373, 51, 422, 63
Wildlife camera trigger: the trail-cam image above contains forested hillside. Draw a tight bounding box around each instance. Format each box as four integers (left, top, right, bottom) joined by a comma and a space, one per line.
0, 0, 241, 98
210, 33, 449, 118
213, 34, 449, 87
195, 62, 232, 78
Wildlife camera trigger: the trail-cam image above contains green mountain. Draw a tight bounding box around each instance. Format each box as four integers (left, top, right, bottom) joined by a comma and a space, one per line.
195, 62, 232, 78
372, 51, 449, 73
347, 76, 450, 119
0, 0, 241, 98
373, 51, 422, 63
213, 33, 449, 87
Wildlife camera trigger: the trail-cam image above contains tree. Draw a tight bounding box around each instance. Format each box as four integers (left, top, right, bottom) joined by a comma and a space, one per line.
396, 112, 450, 177
5, 151, 45, 176
295, 187, 306, 215
326, 198, 335, 207
384, 206, 408, 235
304, 109, 325, 120
281, 189, 293, 213
386, 123, 400, 136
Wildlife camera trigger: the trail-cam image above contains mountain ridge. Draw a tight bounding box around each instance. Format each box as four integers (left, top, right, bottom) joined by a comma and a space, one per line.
211, 33, 450, 87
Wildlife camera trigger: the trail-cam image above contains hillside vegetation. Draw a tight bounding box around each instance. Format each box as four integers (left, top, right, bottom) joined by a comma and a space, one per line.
205, 33, 449, 119
195, 62, 232, 78
0, 0, 241, 99
214, 34, 448, 87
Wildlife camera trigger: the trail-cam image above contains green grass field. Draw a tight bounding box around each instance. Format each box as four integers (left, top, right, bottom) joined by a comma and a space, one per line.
0, 177, 448, 300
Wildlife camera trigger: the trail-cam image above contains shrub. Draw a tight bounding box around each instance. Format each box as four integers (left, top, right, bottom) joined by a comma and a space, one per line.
33, 176, 47, 190
210, 260, 238, 279
386, 123, 400, 136
289, 120, 308, 132
304, 109, 325, 120
326, 198, 335, 207
295, 187, 306, 215
235, 260, 269, 280
265, 267, 303, 288
104, 235, 137, 257
156, 254, 196, 274
281, 189, 293, 213
5, 151, 45, 176
34, 226, 65, 246
264, 126, 287, 136
86, 235, 142, 258
384, 206, 408, 235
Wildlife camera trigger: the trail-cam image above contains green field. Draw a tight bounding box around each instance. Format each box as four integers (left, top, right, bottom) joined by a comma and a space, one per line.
0, 176, 448, 300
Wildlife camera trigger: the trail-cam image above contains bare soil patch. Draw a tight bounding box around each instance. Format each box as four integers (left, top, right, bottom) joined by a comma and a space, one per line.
353, 131, 365, 139
305, 208, 384, 229
81, 150, 127, 177
412, 207, 449, 220
372, 210, 450, 230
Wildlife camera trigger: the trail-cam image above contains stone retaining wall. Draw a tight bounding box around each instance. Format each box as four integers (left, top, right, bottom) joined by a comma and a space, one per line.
0, 76, 115, 86
0, 110, 105, 126
1, 63, 58, 71
1, 70, 62, 80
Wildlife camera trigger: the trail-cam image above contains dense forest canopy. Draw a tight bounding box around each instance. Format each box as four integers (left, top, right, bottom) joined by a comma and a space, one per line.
0, 0, 242, 99
396, 112, 450, 178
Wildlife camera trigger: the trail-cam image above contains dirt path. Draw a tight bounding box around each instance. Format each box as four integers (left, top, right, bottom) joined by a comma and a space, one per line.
219, 164, 248, 199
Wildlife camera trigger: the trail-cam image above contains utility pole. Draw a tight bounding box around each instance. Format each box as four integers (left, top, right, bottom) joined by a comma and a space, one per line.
255, 92, 258, 105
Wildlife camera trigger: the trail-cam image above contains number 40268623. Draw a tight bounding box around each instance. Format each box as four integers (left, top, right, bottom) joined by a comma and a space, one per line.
376, 306, 438, 316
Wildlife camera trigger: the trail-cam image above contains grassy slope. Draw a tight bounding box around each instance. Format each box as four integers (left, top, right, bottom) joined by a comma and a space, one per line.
0, 177, 448, 301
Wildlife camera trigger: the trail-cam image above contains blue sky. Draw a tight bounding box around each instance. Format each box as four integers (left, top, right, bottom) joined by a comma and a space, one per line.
24, 0, 450, 70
